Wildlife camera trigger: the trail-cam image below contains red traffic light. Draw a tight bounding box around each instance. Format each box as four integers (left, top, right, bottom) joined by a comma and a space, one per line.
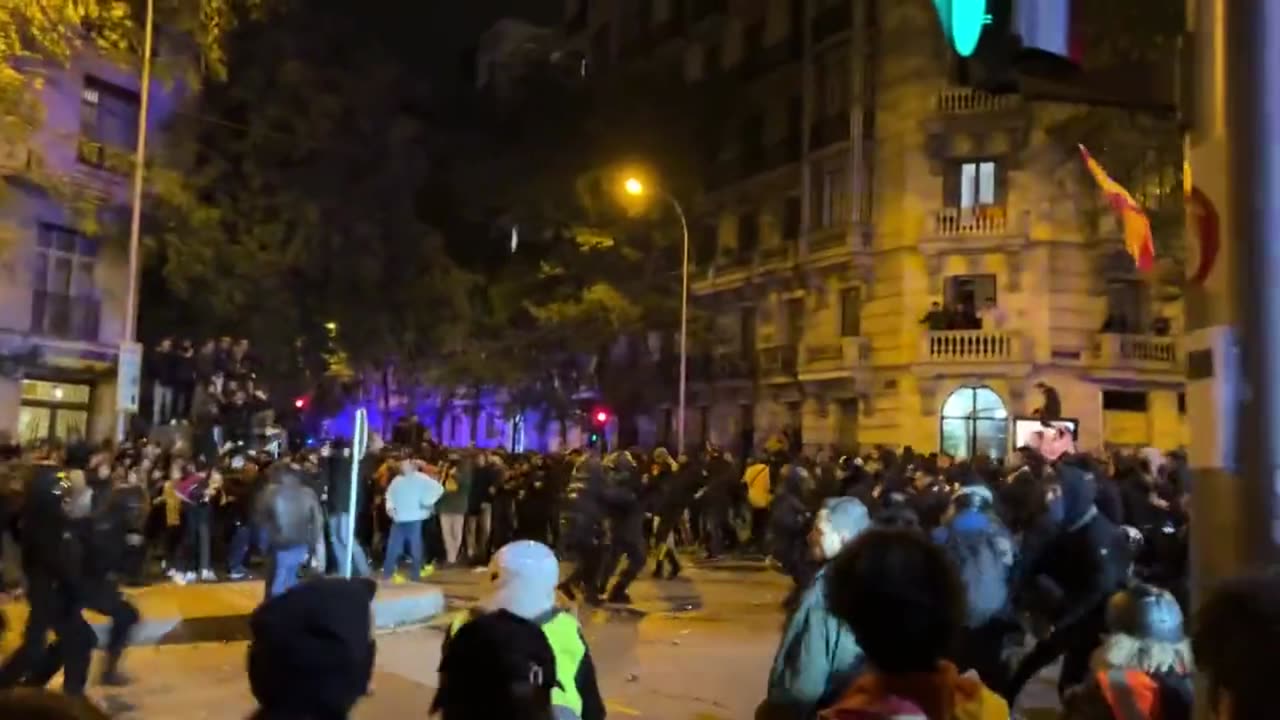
594, 410, 608, 424
294, 397, 307, 410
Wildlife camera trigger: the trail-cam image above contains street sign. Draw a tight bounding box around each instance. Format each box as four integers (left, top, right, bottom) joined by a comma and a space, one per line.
343, 407, 369, 578
116, 341, 143, 413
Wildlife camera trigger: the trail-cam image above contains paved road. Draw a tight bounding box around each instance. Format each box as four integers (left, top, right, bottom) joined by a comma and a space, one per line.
3, 560, 1062, 718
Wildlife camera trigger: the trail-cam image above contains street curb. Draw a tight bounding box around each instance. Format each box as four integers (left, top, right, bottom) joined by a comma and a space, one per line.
85, 586, 446, 647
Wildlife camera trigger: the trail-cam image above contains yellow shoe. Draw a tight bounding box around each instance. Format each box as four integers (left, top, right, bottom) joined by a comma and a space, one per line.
420, 564, 436, 578
391, 572, 408, 585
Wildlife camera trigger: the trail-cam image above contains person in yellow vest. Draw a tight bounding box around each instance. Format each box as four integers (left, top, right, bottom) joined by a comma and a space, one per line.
445, 540, 605, 720
743, 458, 772, 552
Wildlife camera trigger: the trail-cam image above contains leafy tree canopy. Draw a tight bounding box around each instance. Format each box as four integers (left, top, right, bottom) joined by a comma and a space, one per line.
144, 0, 473, 390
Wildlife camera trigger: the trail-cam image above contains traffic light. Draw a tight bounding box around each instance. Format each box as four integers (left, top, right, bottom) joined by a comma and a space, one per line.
294, 396, 308, 410
594, 410, 608, 424
588, 431, 601, 445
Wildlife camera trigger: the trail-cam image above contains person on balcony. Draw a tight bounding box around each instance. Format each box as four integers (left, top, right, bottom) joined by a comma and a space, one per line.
919, 301, 949, 331
950, 301, 981, 330
978, 298, 1006, 330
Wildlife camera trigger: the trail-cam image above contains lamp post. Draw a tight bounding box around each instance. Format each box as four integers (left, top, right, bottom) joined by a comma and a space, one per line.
117, 0, 155, 441
624, 177, 690, 454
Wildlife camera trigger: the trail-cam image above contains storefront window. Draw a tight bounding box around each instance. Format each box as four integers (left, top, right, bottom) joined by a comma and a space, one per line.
939, 385, 1008, 459
19, 379, 92, 444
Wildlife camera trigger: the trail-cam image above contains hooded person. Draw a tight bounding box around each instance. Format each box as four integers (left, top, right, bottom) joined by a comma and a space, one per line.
769, 465, 815, 587
1006, 464, 1133, 702
1060, 584, 1193, 720
932, 485, 1018, 695
433, 610, 559, 720
247, 577, 378, 720
759, 497, 871, 720
446, 541, 605, 720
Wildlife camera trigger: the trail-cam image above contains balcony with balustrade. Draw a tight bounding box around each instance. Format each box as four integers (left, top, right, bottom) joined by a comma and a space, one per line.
1090, 333, 1181, 378
924, 88, 1030, 153
799, 337, 870, 381
916, 329, 1030, 376
919, 207, 1029, 256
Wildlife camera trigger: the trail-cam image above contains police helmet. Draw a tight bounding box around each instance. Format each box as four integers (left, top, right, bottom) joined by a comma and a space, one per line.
1105, 583, 1185, 643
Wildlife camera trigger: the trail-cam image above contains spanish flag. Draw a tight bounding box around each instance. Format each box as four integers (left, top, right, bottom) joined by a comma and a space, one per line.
1078, 144, 1155, 272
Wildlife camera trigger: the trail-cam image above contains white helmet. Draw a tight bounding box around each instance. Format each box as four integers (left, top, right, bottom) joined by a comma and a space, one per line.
484, 540, 560, 620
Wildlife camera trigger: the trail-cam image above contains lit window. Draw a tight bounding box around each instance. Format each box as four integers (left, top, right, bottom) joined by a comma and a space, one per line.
955, 160, 1000, 209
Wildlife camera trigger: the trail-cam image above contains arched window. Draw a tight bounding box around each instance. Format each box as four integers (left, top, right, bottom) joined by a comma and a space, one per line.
939, 385, 1009, 459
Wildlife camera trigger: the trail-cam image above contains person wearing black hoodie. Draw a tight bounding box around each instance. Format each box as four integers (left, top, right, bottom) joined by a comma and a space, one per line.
0, 464, 96, 696
247, 577, 377, 719
1004, 463, 1133, 702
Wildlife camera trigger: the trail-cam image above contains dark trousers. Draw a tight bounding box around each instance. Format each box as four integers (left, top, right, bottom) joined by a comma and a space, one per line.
605, 521, 646, 598
0, 577, 95, 696
561, 519, 604, 601
1005, 603, 1107, 701
749, 507, 770, 550
651, 513, 683, 578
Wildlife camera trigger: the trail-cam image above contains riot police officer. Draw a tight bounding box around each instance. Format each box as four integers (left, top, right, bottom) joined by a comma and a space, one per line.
0, 464, 96, 696
601, 450, 645, 604
557, 455, 607, 605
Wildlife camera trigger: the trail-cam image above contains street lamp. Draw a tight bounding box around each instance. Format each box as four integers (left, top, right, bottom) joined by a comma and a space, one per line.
622, 175, 690, 455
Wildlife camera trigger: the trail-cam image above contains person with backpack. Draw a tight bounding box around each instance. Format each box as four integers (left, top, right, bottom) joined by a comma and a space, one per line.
932, 485, 1018, 694
445, 541, 605, 720
819, 528, 1009, 720
759, 497, 870, 720
743, 458, 772, 552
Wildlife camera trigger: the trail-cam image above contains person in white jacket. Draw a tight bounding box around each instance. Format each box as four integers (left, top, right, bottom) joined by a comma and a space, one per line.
382, 459, 444, 582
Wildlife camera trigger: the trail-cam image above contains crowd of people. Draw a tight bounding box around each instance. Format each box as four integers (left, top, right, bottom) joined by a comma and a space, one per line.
146, 336, 274, 448
1, 419, 1277, 720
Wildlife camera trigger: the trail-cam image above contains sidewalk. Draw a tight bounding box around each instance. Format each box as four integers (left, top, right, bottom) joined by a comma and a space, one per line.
1, 579, 445, 648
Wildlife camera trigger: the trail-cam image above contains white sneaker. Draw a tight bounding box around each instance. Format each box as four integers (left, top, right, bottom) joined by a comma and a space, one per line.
471, 565, 489, 574
172, 571, 190, 586
200, 570, 217, 582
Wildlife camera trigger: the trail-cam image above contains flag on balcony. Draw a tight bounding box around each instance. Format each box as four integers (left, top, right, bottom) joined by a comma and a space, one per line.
1078, 144, 1155, 272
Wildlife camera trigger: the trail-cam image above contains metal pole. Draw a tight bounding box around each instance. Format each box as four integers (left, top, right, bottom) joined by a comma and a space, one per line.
117, 0, 155, 442
1227, 0, 1280, 564
344, 408, 368, 578
667, 191, 690, 455
1184, 0, 1280, 613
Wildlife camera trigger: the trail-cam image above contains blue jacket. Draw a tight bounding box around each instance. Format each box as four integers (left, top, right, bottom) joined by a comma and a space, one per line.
386, 471, 444, 523
763, 567, 864, 719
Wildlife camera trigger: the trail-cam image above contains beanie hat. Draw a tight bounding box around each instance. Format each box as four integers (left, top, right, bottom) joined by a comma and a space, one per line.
431, 609, 559, 718
248, 578, 377, 718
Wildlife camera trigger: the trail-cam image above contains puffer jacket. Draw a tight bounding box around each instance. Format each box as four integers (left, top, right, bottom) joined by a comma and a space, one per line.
255, 474, 324, 550
762, 567, 865, 719
1060, 669, 1192, 720
818, 662, 1009, 720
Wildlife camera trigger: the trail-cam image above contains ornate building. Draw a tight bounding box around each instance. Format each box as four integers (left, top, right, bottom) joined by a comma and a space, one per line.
0, 53, 175, 445
488, 0, 1188, 456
